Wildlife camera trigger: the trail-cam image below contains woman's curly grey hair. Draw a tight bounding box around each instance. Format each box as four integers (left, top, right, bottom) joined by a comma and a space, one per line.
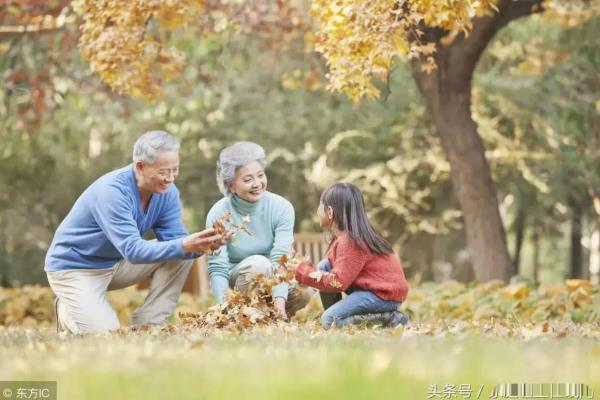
216, 141, 267, 196
132, 130, 180, 164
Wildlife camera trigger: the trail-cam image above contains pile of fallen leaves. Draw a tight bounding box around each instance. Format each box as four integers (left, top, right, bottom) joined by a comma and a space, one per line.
1, 278, 598, 335
0, 285, 55, 327
402, 279, 599, 324
177, 288, 279, 333
176, 254, 308, 333
0, 285, 204, 328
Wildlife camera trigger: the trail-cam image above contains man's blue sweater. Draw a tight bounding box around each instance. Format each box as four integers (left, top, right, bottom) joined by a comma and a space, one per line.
45, 165, 193, 272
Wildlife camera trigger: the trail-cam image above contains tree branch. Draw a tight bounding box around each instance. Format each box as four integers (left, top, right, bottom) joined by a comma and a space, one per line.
446, 0, 544, 80
410, 0, 546, 124
0, 23, 66, 39
0, 2, 73, 39
496, 0, 545, 27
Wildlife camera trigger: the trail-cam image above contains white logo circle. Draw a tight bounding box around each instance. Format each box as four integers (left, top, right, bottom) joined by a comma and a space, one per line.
2, 388, 12, 398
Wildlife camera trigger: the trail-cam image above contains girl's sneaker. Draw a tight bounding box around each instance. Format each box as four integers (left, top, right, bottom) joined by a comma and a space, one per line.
388, 311, 409, 327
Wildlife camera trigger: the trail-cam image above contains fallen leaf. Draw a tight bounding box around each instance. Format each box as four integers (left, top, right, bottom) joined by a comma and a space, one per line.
308, 271, 325, 282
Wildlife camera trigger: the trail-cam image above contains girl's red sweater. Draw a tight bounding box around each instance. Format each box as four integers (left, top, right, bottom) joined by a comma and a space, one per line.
295, 233, 409, 302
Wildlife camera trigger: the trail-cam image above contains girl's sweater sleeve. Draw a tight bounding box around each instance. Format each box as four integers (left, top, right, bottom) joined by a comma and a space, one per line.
295, 237, 368, 292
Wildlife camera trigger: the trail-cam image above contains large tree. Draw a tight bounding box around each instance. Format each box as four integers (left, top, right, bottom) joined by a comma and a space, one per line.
310, 0, 600, 281
4, 0, 598, 282
407, 1, 545, 281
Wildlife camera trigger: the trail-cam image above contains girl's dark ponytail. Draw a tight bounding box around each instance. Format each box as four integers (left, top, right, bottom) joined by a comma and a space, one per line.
321, 183, 393, 255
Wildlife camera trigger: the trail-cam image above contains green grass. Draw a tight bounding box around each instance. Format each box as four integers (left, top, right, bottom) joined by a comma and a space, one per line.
1, 326, 599, 400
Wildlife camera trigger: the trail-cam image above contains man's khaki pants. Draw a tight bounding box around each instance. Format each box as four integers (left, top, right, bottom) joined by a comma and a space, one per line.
46, 258, 193, 334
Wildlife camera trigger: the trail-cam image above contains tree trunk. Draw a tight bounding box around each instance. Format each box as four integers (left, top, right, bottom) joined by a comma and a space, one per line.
409, 0, 543, 282
436, 82, 513, 282
591, 230, 600, 285
513, 205, 526, 275
532, 228, 540, 282
569, 201, 583, 278
412, 69, 512, 281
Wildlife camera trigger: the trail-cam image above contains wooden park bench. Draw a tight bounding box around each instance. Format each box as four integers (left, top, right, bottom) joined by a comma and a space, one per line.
180, 232, 328, 300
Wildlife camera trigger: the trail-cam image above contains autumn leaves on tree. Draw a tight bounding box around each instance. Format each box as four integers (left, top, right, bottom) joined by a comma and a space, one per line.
30, 0, 600, 282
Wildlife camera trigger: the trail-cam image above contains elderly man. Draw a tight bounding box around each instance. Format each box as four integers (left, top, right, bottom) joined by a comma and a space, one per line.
45, 130, 227, 334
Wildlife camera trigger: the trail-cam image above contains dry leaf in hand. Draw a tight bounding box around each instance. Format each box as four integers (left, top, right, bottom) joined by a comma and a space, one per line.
210, 212, 252, 249
212, 220, 227, 236
279, 255, 289, 266
308, 271, 325, 282
329, 275, 343, 289
238, 225, 252, 236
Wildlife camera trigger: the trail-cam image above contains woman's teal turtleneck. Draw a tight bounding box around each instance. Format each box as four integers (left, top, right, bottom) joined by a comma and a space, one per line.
206, 191, 295, 303
230, 191, 261, 215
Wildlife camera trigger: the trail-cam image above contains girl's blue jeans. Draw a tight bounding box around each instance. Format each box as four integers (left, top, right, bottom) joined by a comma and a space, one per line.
316, 259, 400, 328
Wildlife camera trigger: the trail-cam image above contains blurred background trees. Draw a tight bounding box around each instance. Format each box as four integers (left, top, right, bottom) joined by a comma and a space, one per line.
1, 1, 599, 287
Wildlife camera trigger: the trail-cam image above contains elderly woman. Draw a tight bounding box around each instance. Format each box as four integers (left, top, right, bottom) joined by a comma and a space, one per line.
206, 141, 313, 319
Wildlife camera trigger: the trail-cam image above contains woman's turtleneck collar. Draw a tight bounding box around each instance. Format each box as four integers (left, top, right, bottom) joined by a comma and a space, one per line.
229, 193, 263, 215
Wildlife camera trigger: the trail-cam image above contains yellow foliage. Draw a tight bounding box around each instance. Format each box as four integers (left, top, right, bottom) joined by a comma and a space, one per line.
542, 0, 600, 27
74, 0, 203, 100
565, 279, 592, 294
70, 0, 600, 104
501, 283, 531, 301
538, 283, 566, 297
2, 279, 598, 337
569, 288, 592, 309
310, 0, 499, 103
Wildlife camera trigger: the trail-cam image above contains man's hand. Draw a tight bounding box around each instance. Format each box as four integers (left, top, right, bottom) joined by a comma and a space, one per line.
182, 228, 232, 254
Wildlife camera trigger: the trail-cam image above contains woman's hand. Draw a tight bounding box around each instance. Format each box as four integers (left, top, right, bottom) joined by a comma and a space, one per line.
273, 297, 288, 321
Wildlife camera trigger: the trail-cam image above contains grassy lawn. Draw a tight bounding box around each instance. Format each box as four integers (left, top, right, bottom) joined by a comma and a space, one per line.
1, 325, 599, 400
1, 282, 599, 399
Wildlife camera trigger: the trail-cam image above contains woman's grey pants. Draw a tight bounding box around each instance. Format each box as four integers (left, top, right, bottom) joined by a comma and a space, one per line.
229, 255, 315, 316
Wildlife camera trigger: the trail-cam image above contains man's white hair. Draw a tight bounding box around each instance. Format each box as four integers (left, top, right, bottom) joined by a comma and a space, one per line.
216, 141, 267, 196
132, 130, 180, 164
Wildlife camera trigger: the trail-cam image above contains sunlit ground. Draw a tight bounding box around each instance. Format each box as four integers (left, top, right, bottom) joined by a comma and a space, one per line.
1, 282, 599, 400
1, 325, 599, 400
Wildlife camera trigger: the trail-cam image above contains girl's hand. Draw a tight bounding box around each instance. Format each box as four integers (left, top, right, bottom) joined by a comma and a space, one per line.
279, 254, 308, 272
294, 262, 314, 285
284, 259, 301, 272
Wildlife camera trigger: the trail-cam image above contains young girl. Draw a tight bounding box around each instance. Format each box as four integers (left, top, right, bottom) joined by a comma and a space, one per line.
294, 183, 409, 329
